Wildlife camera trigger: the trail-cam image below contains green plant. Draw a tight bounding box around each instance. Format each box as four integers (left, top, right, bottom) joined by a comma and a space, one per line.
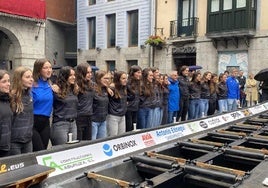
145, 35, 165, 47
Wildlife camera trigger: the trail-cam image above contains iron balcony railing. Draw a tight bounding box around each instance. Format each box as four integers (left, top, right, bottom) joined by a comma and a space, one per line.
170, 17, 199, 38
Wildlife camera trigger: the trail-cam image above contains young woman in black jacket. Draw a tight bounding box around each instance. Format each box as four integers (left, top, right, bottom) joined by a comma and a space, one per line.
126, 65, 142, 131
0, 70, 12, 157
10, 67, 34, 155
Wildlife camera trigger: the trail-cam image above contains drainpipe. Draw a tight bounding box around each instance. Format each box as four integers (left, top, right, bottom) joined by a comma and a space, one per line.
152, 0, 158, 67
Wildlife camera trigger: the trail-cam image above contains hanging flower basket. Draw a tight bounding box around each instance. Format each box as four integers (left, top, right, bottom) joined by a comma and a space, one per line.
145, 35, 165, 48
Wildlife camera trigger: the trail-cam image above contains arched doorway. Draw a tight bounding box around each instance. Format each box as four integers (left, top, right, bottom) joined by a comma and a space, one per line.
0, 27, 21, 71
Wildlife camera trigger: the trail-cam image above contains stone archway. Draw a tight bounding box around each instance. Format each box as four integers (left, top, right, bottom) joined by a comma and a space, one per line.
0, 26, 21, 71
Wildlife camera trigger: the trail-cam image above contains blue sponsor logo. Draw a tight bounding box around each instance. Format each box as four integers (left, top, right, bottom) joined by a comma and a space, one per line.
103, 144, 113, 157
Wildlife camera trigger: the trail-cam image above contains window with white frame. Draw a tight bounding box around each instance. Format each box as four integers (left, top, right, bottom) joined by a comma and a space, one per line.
107, 14, 116, 48
128, 10, 138, 47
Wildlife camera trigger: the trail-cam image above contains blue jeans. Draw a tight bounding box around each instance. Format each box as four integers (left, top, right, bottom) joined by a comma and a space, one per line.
51, 121, 77, 145
199, 99, 209, 117
188, 99, 200, 120
137, 108, 153, 129
168, 111, 177, 124
218, 99, 228, 113
227, 99, 238, 111
151, 107, 162, 127
10, 141, 32, 155
92, 121, 107, 140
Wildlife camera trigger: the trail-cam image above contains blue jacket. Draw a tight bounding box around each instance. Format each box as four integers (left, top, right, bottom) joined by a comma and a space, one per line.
168, 77, 180, 112
226, 76, 240, 99
32, 78, 53, 117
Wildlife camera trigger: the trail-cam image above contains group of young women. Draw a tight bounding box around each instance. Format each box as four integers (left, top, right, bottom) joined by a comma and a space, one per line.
0, 59, 171, 157
1, 59, 251, 157
177, 66, 248, 121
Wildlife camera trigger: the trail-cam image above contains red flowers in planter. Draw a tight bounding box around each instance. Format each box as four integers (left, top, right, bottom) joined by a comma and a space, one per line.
145, 35, 165, 47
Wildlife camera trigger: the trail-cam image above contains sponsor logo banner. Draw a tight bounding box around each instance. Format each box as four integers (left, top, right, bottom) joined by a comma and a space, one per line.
248, 105, 266, 114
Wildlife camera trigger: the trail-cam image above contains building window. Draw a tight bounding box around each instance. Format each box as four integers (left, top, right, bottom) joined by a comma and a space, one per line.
223, 0, 232, 10
107, 14, 116, 48
87, 61, 96, 66
88, 17, 96, 49
128, 10, 138, 47
237, 0, 246, 8
211, 0, 220, 12
89, 0, 96, 5
127, 60, 138, 72
106, 60, 116, 72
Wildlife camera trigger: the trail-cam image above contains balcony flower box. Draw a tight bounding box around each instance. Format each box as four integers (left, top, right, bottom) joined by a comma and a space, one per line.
145, 35, 165, 49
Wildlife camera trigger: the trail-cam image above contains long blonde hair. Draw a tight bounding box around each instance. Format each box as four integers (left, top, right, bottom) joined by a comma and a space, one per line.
10, 66, 32, 113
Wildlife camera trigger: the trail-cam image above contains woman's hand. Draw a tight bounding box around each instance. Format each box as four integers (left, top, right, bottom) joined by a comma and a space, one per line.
51, 84, 60, 93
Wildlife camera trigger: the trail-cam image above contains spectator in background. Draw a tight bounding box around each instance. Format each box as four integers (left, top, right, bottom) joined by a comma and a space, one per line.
10, 67, 34, 155
224, 70, 229, 77
167, 70, 180, 123
50, 66, 78, 145
259, 80, 268, 102
188, 72, 202, 120
126, 65, 142, 131
245, 73, 258, 107
226, 68, 240, 111
76, 63, 94, 140
237, 70, 246, 107
177, 66, 190, 121
32, 59, 54, 151
216, 73, 228, 113
0, 70, 12, 157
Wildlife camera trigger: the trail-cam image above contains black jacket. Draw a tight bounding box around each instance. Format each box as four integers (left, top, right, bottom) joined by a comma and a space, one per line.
217, 82, 228, 99
11, 91, 33, 143
0, 92, 12, 151
92, 88, 109, 122
127, 84, 140, 112
200, 81, 210, 99
189, 82, 201, 99
53, 91, 78, 123
108, 87, 127, 116
178, 75, 190, 98
77, 88, 94, 116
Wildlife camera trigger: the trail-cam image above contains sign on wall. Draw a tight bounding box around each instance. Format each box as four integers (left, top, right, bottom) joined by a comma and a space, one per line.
218, 51, 248, 76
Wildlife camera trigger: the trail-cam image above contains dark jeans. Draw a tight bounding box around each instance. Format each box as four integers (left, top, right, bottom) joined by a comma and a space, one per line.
76, 115, 92, 140
10, 141, 32, 155
161, 104, 168, 125
32, 115, 50, 151
208, 99, 217, 116
125, 111, 137, 132
51, 121, 77, 145
177, 97, 189, 121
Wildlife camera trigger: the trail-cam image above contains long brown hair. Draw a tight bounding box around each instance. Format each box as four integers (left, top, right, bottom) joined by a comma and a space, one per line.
94, 70, 109, 95
112, 71, 127, 98
10, 66, 32, 113
141, 67, 153, 97
209, 73, 218, 94
128, 65, 141, 95
76, 63, 94, 94
33, 58, 51, 82
56, 66, 78, 98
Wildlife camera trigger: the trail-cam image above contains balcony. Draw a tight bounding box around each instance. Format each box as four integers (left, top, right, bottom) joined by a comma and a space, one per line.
207, 9, 256, 38
206, 0, 256, 48
170, 17, 199, 39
